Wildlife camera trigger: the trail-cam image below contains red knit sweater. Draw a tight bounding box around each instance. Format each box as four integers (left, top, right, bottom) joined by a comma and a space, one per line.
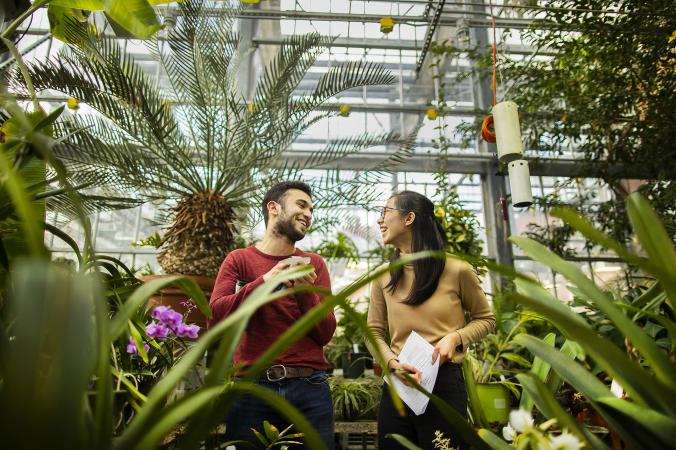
208, 245, 336, 369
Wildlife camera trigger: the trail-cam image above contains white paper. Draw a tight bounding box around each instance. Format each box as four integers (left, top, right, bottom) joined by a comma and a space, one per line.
384, 330, 440, 415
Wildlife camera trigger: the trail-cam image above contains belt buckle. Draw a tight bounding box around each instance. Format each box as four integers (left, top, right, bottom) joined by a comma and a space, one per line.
266, 364, 287, 382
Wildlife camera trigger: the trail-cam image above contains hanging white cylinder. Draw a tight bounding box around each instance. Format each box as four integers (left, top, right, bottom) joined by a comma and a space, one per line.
508, 159, 533, 208
493, 101, 524, 163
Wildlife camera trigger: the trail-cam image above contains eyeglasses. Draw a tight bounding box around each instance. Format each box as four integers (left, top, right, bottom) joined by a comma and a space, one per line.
373, 206, 408, 218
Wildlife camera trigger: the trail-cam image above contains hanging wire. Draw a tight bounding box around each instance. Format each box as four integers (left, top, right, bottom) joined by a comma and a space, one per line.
480, 0, 498, 143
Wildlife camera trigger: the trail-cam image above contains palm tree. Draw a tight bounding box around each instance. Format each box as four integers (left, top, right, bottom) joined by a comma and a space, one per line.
24, 0, 415, 276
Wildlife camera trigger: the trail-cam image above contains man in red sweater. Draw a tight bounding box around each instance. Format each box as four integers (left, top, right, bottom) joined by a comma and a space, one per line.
209, 181, 336, 449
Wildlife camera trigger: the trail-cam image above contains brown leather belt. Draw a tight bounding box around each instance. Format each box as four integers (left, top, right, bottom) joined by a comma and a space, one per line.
260, 364, 315, 382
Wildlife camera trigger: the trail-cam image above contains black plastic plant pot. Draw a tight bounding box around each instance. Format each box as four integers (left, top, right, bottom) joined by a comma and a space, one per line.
341, 352, 372, 379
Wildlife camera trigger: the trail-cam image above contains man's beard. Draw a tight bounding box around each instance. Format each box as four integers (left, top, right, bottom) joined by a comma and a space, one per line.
274, 214, 306, 243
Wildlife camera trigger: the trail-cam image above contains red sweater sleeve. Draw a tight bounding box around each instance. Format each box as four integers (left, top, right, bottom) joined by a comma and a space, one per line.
208, 252, 265, 327
295, 257, 336, 346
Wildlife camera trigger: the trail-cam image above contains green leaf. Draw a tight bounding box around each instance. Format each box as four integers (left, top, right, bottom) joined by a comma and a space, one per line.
0, 146, 46, 256
519, 332, 555, 412
251, 428, 268, 446
463, 358, 489, 428
515, 334, 615, 400
500, 352, 532, 368
626, 193, 676, 312
0, 261, 99, 449
510, 287, 674, 413
385, 434, 424, 450
514, 334, 669, 450
511, 236, 676, 403
477, 429, 514, 450
129, 387, 224, 450
49, 0, 105, 8
128, 320, 149, 363
596, 397, 676, 449
516, 373, 608, 450
263, 420, 280, 442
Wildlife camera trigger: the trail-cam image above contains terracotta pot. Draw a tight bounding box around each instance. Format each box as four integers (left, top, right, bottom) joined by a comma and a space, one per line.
140, 274, 215, 331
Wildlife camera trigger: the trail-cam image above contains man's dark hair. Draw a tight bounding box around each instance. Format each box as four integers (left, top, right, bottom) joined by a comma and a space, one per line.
262, 181, 312, 225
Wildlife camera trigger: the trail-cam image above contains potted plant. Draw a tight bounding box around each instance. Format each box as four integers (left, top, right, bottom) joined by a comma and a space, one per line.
325, 298, 372, 378
310, 232, 360, 278
464, 294, 549, 426
329, 375, 382, 421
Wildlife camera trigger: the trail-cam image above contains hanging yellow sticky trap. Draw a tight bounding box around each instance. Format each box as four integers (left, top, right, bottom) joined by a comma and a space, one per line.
240, 0, 260, 4
248, 102, 255, 113
339, 105, 351, 117
380, 17, 394, 34
67, 98, 80, 110
426, 108, 438, 120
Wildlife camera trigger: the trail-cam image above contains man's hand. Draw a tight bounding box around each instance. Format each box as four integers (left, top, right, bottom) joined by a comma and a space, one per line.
262, 260, 316, 288
431, 331, 462, 365
262, 261, 293, 286
293, 269, 317, 287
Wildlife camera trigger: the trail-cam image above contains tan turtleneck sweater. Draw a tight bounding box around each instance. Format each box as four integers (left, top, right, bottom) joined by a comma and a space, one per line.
366, 256, 495, 366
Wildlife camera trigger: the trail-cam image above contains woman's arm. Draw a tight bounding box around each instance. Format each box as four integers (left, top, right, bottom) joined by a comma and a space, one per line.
365, 275, 399, 369
456, 262, 496, 346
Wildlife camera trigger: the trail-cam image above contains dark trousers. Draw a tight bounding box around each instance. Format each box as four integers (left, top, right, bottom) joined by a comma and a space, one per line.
225, 371, 334, 450
378, 363, 469, 450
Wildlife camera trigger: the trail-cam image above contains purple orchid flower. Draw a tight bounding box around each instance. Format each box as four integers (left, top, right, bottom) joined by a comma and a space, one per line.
151, 305, 170, 321
159, 308, 183, 331
146, 321, 170, 340
126, 336, 150, 355
176, 323, 200, 340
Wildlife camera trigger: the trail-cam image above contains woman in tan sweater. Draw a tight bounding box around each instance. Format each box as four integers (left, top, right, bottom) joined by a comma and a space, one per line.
366, 190, 495, 449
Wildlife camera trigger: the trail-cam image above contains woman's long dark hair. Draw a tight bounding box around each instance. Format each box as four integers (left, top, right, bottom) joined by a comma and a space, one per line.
384, 191, 448, 305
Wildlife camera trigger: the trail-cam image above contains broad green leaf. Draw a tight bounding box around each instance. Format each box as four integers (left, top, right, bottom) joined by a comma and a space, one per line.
511, 286, 674, 413
477, 429, 513, 450
103, 0, 162, 40
463, 357, 489, 427
129, 387, 224, 450
251, 428, 268, 446
511, 236, 676, 397
546, 339, 584, 396
515, 334, 617, 400
596, 397, 676, 448
49, 0, 105, 8
627, 193, 676, 311
519, 332, 555, 412
516, 373, 608, 450
128, 320, 149, 363
500, 352, 532, 368
264, 420, 280, 442
92, 269, 112, 450
1, 261, 98, 450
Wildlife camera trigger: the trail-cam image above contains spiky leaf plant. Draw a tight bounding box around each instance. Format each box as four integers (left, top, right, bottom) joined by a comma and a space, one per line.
23, 0, 415, 276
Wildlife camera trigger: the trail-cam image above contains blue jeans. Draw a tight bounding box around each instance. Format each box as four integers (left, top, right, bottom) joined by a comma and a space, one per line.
226, 371, 334, 450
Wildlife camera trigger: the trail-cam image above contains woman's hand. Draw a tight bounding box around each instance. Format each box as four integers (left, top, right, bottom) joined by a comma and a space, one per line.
390, 361, 422, 385
432, 331, 462, 365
